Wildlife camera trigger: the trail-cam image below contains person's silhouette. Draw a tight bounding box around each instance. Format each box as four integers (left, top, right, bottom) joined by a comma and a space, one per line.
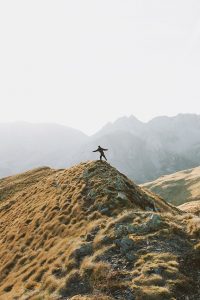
93, 145, 108, 161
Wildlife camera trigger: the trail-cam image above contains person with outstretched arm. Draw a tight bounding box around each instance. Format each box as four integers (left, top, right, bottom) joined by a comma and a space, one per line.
93, 145, 108, 161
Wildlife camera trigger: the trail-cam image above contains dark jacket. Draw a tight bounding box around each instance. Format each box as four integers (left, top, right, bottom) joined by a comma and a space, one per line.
93, 146, 108, 154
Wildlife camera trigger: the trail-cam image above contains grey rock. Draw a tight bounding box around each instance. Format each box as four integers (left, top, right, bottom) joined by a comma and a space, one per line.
115, 224, 128, 238
117, 192, 128, 201
100, 207, 111, 216
101, 235, 113, 244
124, 288, 135, 300
147, 214, 163, 231
125, 250, 136, 261
115, 175, 126, 190
127, 224, 137, 234
115, 237, 134, 254
59, 272, 92, 297
74, 243, 93, 260
87, 189, 96, 198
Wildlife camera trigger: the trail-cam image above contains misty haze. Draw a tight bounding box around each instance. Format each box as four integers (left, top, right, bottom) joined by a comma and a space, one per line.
1, 113, 200, 183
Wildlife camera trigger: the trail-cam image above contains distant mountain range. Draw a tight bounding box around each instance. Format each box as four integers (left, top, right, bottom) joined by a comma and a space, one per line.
0, 122, 87, 177
1, 114, 200, 182
72, 113, 200, 182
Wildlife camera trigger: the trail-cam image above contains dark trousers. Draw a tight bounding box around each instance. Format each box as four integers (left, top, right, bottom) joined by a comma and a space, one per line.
100, 153, 107, 161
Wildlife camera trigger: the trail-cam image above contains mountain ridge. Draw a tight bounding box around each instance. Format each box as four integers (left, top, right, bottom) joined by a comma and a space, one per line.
142, 166, 200, 215
0, 161, 200, 299
1, 113, 200, 182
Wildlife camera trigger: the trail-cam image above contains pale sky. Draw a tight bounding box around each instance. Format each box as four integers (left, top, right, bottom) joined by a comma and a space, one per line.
0, 0, 200, 135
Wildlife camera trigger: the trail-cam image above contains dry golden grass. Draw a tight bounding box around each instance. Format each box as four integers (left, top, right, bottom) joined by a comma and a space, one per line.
71, 295, 113, 300
142, 166, 200, 206
179, 200, 200, 216
131, 251, 192, 300
0, 161, 199, 299
186, 216, 200, 236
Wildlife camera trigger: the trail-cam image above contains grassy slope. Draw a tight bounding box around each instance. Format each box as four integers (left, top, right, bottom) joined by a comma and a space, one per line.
0, 161, 200, 300
179, 200, 200, 216
142, 166, 200, 206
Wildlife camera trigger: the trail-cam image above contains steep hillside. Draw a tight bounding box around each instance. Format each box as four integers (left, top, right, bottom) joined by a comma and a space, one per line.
179, 201, 200, 216
0, 161, 200, 300
142, 166, 200, 206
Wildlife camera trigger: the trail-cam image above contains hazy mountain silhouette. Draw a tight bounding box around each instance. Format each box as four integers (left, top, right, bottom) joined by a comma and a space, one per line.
0, 122, 87, 177
72, 114, 200, 182
0, 114, 200, 182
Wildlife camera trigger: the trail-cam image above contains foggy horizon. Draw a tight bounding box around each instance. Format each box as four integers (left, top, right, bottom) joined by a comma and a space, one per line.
0, 112, 200, 136
0, 1, 200, 134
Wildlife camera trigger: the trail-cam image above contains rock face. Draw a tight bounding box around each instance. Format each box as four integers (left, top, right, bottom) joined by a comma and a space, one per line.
0, 161, 200, 300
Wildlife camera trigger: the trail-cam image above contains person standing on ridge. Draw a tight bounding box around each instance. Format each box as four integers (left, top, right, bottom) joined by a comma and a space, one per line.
93, 146, 108, 161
